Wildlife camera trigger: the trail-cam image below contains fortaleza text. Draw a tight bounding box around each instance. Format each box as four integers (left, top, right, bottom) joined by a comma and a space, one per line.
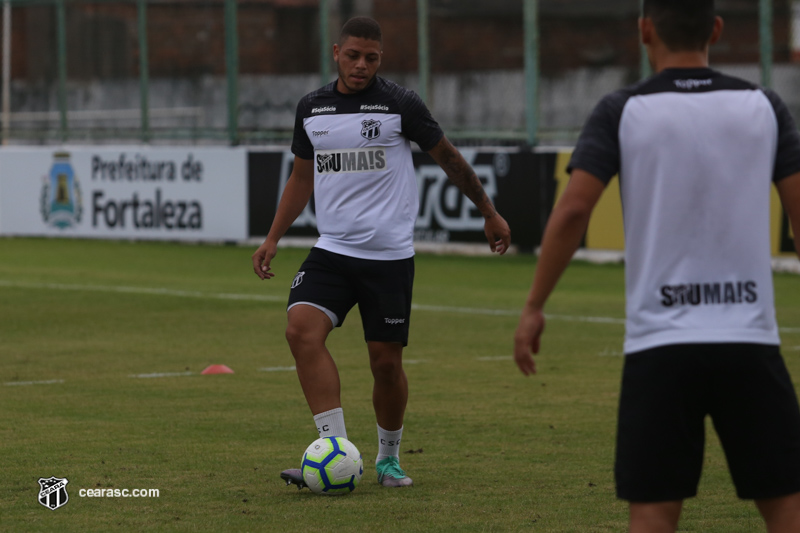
92, 189, 202, 229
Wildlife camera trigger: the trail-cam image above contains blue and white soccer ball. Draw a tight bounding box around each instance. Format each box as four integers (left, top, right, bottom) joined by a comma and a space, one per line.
301, 436, 363, 495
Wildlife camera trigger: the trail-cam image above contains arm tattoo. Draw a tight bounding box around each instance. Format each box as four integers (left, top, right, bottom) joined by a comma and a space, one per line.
436, 141, 497, 218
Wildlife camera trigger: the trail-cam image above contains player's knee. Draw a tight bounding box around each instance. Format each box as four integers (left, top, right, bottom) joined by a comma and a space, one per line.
284, 324, 296, 346
369, 352, 403, 380
285, 322, 314, 350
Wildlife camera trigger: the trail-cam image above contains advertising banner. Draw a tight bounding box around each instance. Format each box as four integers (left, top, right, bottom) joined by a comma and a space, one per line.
0, 147, 248, 241
248, 148, 555, 252
3, 144, 792, 256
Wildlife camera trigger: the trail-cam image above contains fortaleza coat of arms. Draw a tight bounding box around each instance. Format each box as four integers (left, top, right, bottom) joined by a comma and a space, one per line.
360, 119, 381, 140
38, 476, 69, 510
40, 152, 83, 229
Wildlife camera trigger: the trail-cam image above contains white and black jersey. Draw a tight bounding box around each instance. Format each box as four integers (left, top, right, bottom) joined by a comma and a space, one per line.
292, 76, 444, 260
569, 68, 800, 353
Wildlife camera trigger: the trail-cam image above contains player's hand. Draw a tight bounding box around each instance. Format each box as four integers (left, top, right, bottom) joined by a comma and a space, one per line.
513, 306, 545, 376
484, 213, 511, 255
252, 240, 278, 280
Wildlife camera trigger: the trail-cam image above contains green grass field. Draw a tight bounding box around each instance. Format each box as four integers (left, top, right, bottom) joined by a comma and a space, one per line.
2, 237, 800, 532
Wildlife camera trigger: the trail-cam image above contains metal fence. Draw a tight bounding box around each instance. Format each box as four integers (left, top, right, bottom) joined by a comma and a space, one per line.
0, 0, 795, 146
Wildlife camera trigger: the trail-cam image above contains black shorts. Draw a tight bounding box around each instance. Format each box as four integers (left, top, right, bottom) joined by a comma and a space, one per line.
616, 343, 800, 502
287, 247, 414, 346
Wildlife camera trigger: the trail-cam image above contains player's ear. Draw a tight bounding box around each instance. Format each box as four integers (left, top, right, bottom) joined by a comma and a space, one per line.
709, 16, 724, 45
639, 16, 654, 46
333, 43, 340, 62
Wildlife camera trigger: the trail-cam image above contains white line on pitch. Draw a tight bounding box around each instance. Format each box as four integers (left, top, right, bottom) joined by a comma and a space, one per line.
4, 379, 65, 386
547, 314, 626, 325
4, 279, 800, 333
259, 366, 296, 372
0, 280, 284, 303
412, 303, 519, 316
129, 372, 194, 378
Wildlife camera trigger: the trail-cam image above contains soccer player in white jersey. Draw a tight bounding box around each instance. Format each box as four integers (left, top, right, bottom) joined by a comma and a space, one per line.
514, 0, 800, 530
252, 16, 511, 488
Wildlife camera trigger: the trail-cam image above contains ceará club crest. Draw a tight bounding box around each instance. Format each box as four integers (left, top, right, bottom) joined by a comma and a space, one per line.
360, 119, 381, 140
38, 476, 69, 510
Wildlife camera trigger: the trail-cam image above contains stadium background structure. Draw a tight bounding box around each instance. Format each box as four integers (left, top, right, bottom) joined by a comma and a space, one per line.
0, 0, 796, 146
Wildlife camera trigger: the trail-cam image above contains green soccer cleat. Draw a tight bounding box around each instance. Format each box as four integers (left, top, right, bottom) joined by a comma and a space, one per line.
376, 456, 413, 487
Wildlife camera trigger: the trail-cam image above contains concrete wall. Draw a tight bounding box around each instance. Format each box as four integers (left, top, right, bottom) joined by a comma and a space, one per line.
6, 64, 800, 143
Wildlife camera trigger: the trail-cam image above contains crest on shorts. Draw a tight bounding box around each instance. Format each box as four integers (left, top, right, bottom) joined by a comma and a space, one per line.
360, 119, 381, 140
291, 271, 305, 289
38, 476, 69, 510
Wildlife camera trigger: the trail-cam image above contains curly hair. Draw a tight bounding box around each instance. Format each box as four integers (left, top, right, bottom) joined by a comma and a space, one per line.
339, 16, 382, 45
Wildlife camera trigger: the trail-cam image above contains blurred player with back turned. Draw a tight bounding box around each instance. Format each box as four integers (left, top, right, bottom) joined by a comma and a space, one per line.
514, 0, 800, 531
253, 16, 510, 489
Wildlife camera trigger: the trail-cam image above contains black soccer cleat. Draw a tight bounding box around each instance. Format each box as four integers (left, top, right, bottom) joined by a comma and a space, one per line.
280, 468, 308, 490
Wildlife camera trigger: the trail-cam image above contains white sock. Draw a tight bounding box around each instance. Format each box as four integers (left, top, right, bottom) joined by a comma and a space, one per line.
313, 408, 347, 439
376, 425, 403, 464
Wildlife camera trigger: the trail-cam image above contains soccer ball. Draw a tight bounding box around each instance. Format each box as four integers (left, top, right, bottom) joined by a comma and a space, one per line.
301, 436, 363, 495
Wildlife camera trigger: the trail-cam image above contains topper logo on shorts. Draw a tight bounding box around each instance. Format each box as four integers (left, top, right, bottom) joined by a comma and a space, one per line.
316, 148, 386, 174
384, 318, 405, 325
291, 271, 305, 289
